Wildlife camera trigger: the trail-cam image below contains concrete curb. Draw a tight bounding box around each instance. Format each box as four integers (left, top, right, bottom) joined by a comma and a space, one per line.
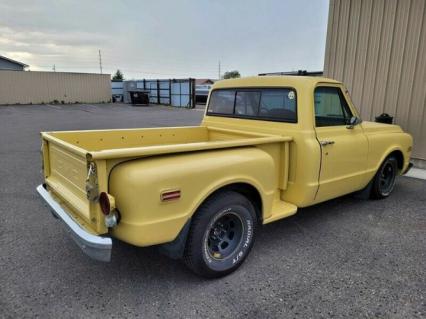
404, 167, 426, 180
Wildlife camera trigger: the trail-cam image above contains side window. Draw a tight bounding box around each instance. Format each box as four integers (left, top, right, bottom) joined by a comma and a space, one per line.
314, 87, 352, 127
235, 91, 260, 116
208, 90, 235, 114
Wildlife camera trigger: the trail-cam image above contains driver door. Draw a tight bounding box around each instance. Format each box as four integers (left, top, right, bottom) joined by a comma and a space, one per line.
314, 85, 368, 202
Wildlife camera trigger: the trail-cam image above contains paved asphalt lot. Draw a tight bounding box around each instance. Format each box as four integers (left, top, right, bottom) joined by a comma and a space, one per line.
0, 103, 425, 319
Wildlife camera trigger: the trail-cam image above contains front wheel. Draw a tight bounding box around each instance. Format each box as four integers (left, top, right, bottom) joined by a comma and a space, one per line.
370, 156, 398, 199
183, 191, 257, 278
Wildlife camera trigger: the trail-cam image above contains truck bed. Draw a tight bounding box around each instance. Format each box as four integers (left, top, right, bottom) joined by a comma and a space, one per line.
41, 126, 292, 235
42, 126, 291, 160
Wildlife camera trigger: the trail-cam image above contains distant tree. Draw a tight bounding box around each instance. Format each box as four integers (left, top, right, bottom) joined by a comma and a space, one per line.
112, 69, 124, 81
223, 70, 241, 79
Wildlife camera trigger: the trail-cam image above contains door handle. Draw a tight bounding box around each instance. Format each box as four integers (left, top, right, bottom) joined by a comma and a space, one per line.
320, 140, 335, 146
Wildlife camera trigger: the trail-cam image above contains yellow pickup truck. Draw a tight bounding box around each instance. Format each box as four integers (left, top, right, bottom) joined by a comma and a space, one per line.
37, 76, 413, 278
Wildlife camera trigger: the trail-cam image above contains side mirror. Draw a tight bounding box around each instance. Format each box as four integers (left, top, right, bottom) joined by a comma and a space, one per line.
347, 116, 362, 129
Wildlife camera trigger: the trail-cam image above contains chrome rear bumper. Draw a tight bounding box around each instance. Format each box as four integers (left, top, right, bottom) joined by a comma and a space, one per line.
36, 184, 112, 262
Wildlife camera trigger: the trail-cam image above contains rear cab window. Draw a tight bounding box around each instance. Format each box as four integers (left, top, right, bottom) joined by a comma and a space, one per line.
208, 90, 235, 114
207, 88, 297, 123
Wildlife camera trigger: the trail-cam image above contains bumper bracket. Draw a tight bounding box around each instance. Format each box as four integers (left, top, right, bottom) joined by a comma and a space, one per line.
36, 184, 112, 262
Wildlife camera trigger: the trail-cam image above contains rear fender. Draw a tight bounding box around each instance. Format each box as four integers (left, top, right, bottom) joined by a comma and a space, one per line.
109, 147, 277, 247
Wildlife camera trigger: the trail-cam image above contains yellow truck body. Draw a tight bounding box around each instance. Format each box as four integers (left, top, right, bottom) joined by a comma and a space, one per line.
37, 76, 413, 276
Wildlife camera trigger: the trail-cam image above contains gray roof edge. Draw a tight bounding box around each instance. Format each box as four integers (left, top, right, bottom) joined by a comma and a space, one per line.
0, 55, 29, 67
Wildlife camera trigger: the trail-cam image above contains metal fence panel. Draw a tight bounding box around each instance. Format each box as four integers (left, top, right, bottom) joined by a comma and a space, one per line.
111, 81, 123, 95
122, 78, 195, 108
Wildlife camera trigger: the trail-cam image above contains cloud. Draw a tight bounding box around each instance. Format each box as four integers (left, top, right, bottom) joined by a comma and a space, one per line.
0, 26, 108, 49
0, 25, 110, 72
0, 0, 329, 78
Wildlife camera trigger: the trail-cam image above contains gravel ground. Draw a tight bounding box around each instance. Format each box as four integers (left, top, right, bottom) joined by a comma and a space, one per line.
0, 103, 425, 319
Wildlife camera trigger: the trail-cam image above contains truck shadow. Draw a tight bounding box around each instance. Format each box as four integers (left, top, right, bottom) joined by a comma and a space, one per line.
105, 192, 368, 284
53, 180, 412, 299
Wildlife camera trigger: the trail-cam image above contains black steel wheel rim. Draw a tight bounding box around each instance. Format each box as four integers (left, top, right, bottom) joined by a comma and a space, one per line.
380, 162, 395, 194
207, 212, 244, 260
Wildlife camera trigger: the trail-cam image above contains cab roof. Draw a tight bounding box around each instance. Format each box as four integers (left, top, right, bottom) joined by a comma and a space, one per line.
212, 76, 341, 90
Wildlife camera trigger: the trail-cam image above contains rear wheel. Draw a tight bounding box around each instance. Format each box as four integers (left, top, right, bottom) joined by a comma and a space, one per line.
183, 191, 257, 278
370, 156, 398, 199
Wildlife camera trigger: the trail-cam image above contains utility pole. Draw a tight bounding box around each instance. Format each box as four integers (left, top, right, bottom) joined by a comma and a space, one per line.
98, 49, 103, 74
218, 60, 221, 80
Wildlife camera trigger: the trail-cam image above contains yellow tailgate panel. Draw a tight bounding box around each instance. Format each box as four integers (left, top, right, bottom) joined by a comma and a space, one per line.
47, 144, 90, 221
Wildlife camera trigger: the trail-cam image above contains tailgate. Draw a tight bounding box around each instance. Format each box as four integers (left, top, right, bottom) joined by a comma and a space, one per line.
41, 135, 107, 234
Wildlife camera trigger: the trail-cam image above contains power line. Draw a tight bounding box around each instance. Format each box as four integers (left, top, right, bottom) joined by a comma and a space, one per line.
31, 53, 222, 71
33, 65, 217, 78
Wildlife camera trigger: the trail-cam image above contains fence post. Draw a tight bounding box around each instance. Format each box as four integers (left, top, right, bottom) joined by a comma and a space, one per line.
169, 79, 172, 106
157, 80, 160, 104
190, 78, 196, 108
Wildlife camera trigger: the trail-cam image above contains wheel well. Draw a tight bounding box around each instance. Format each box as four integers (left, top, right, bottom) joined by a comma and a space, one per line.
206, 183, 263, 223
388, 150, 404, 170
159, 182, 263, 260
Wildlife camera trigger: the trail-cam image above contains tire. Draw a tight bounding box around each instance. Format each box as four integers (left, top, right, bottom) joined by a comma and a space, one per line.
183, 191, 257, 278
370, 156, 398, 199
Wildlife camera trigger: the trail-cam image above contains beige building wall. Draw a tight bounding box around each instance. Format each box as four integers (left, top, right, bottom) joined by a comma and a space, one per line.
324, 0, 426, 165
0, 71, 111, 105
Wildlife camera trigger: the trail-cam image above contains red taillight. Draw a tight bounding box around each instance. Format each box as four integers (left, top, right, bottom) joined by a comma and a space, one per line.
161, 190, 181, 202
99, 192, 110, 215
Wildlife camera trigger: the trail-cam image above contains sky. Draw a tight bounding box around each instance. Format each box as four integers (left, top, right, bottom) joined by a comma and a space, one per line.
0, 0, 329, 79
